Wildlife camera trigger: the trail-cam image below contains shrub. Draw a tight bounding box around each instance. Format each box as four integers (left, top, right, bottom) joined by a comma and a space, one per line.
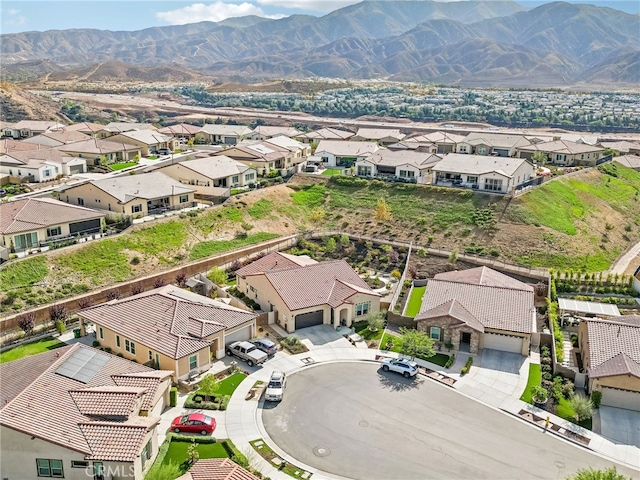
130, 283, 144, 295
541, 363, 552, 373
130, 256, 141, 265
444, 354, 455, 369
562, 379, 575, 398
590, 390, 602, 409
391, 269, 401, 280
175, 272, 187, 287
49, 304, 67, 325
571, 394, 594, 422
531, 385, 549, 403
92, 340, 100, 347
542, 372, 552, 381
460, 356, 473, 375
18, 312, 36, 336
55, 320, 66, 335
153, 278, 167, 288
77, 297, 94, 310
106, 289, 120, 301
170, 387, 178, 407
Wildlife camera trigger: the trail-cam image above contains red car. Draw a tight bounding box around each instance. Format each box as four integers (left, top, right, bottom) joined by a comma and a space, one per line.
171, 413, 216, 435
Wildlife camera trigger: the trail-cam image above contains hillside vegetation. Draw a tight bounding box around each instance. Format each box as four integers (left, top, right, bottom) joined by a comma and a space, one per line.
1, 163, 639, 316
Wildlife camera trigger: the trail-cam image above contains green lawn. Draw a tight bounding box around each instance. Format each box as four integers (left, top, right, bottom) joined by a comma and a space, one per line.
353, 321, 384, 341
404, 285, 425, 317
322, 168, 344, 176
215, 373, 247, 396
0, 337, 66, 364
555, 395, 592, 430
380, 332, 449, 366
247, 199, 274, 219
519, 363, 541, 404
290, 184, 327, 209
162, 440, 229, 467
189, 232, 279, 260
0, 256, 48, 292
110, 162, 138, 171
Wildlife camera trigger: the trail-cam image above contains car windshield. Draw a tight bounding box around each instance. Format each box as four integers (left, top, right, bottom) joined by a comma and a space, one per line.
180, 415, 189, 423
203, 416, 213, 425
268, 380, 282, 388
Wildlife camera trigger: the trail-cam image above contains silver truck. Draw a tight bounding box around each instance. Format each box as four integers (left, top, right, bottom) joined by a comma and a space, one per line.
225, 341, 268, 367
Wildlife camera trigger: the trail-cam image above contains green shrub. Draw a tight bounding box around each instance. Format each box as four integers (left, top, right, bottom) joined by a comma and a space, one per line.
590, 390, 602, 409
170, 387, 178, 407
92, 340, 100, 347
460, 356, 473, 375
55, 320, 66, 335
444, 354, 455, 369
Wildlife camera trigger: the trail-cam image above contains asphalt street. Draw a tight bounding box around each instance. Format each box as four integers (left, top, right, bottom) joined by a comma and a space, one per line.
262, 362, 638, 480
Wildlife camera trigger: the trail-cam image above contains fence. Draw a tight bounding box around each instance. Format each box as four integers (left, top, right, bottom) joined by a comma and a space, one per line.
387, 311, 415, 328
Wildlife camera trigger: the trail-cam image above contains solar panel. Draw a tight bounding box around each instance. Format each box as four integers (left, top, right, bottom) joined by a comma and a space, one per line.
55, 348, 110, 383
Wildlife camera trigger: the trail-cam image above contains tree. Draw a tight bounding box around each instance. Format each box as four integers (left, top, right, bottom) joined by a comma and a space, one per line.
375, 198, 391, 221
570, 394, 593, 423
448, 249, 458, 264
530, 385, 549, 403
187, 440, 200, 466
198, 374, 220, 401
531, 150, 548, 166
49, 304, 67, 326
397, 327, 435, 360
366, 310, 385, 332
567, 467, 631, 480
325, 237, 337, 252
18, 312, 35, 337
207, 267, 227, 285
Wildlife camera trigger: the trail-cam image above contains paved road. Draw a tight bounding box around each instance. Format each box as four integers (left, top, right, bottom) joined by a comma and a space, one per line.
610, 241, 640, 275
262, 363, 638, 480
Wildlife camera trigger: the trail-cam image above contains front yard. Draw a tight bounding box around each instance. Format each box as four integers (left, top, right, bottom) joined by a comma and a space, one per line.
110, 161, 138, 171
519, 363, 541, 404
0, 337, 66, 364
380, 332, 450, 367
404, 285, 425, 317
352, 320, 384, 342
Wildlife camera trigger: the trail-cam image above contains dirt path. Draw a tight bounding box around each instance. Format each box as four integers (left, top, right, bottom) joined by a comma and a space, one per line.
610, 240, 640, 275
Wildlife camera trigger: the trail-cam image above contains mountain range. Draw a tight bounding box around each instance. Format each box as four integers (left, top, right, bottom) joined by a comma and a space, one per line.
1, 1, 639, 87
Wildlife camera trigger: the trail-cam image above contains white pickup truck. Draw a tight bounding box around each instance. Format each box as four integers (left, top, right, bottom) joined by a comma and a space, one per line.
225, 341, 268, 367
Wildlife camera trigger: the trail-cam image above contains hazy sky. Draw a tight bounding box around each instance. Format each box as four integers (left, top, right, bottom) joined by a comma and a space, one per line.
1, 0, 638, 34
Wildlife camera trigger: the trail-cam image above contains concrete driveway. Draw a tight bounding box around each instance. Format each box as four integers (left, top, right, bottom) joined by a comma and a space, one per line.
261, 362, 636, 480
599, 406, 640, 448
456, 349, 527, 407
294, 325, 354, 350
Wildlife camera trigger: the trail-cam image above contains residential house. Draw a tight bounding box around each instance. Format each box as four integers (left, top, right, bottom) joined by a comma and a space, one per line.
516, 140, 606, 167
235, 252, 381, 333
0, 121, 16, 138
560, 133, 599, 145
195, 125, 253, 145
109, 130, 177, 156
355, 150, 441, 184
404, 131, 466, 154
96, 122, 158, 139
264, 135, 311, 173
296, 127, 354, 144
157, 123, 201, 143
431, 154, 535, 194
6, 120, 66, 139
79, 286, 259, 379
177, 458, 260, 480
22, 130, 91, 147
314, 140, 379, 167
0, 344, 172, 479
155, 155, 257, 199
0, 197, 105, 254
387, 139, 438, 153
213, 144, 286, 176
352, 128, 406, 146
57, 138, 142, 165
65, 122, 105, 137
600, 141, 640, 155
414, 267, 536, 355
578, 315, 640, 411
614, 155, 640, 171
59, 171, 195, 216
248, 126, 303, 140
457, 133, 531, 157
0, 138, 43, 154
0, 148, 87, 181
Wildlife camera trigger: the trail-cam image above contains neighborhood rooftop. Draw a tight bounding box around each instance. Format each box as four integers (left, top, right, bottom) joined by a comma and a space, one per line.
315, 140, 379, 156
432, 154, 532, 177
168, 155, 253, 179
583, 316, 640, 375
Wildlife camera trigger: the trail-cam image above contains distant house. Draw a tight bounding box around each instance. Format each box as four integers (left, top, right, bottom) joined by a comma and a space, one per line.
213, 143, 286, 176
352, 128, 406, 146
109, 131, 177, 156
516, 140, 606, 167
578, 315, 640, 411
0, 148, 87, 181
79, 286, 259, 379
177, 458, 260, 480
355, 150, 441, 184
0, 344, 172, 479
431, 154, 535, 194
600, 140, 640, 155
6, 120, 66, 139
314, 140, 379, 167
236, 252, 381, 333
155, 155, 257, 199
297, 127, 354, 144
0, 198, 105, 254
23, 130, 91, 147
457, 133, 531, 157
0, 138, 43, 154
96, 122, 158, 139
157, 123, 201, 143
414, 267, 536, 355
59, 171, 195, 216
404, 131, 466, 154
248, 126, 303, 140
614, 155, 640, 171
57, 138, 142, 165
195, 125, 253, 145
65, 122, 105, 137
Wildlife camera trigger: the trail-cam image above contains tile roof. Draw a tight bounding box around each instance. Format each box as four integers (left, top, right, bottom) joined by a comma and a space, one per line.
588, 353, 640, 379
264, 135, 307, 152
0, 197, 105, 235
432, 153, 533, 178
65, 122, 105, 134
1, 146, 85, 166
177, 458, 260, 480
13, 120, 65, 131
364, 150, 441, 169
217, 144, 285, 163
25, 130, 91, 146
111, 371, 173, 411
416, 299, 485, 332
614, 155, 640, 170
80, 416, 160, 461
434, 266, 533, 291
80, 286, 256, 359
0, 344, 163, 460
157, 123, 201, 136
169, 155, 253, 180
253, 126, 302, 138
70, 386, 147, 417
585, 316, 640, 375
0, 138, 44, 153
518, 139, 604, 155
354, 128, 405, 141
115, 130, 174, 145
102, 122, 157, 133
460, 132, 530, 149
236, 251, 317, 277
200, 125, 253, 136
263, 259, 380, 311
600, 140, 640, 153
407, 131, 466, 144
58, 138, 142, 155
315, 140, 379, 157
297, 128, 354, 141
418, 278, 534, 334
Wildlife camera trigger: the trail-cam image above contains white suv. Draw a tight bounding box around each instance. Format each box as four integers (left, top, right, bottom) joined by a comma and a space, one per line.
381, 358, 419, 378
265, 371, 286, 402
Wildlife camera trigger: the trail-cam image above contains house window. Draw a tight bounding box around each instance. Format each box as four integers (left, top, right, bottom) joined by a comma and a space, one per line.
116, 335, 120, 348
14, 232, 38, 250
179, 194, 189, 203
232, 175, 239, 184
77, 198, 84, 206
99, 327, 104, 339
466, 176, 478, 184
46, 226, 62, 238
189, 354, 198, 370
245, 173, 255, 181
36, 459, 64, 478
355, 302, 370, 316
125, 339, 136, 354
141, 440, 153, 470
357, 166, 371, 176
132, 204, 143, 213
459, 145, 467, 153
399, 170, 414, 178
149, 350, 153, 360
484, 178, 503, 192
93, 462, 104, 480
43, 170, 51, 178
429, 326, 442, 341
71, 461, 89, 468
477, 147, 486, 155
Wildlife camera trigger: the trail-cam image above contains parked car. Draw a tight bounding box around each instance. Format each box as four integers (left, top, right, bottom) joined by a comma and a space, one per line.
226, 340, 268, 367
380, 358, 418, 378
170, 413, 216, 435
251, 337, 277, 356
265, 371, 286, 402
0, 189, 6, 198
158, 148, 172, 155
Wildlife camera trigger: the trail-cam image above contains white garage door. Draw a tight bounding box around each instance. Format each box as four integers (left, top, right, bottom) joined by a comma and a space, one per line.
601, 387, 640, 411
483, 333, 524, 354
224, 325, 252, 346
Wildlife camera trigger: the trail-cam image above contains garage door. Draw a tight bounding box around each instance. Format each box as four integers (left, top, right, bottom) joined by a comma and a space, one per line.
69, 165, 84, 175
224, 325, 251, 346
295, 310, 324, 330
601, 387, 640, 411
483, 333, 524, 354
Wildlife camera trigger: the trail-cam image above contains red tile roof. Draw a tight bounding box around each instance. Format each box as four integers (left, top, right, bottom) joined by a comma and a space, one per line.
434, 266, 533, 292
111, 371, 172, 410
177, 458, 260, 480
70, 386, 147, 417
588, 353, 640, 379
585, 315, 640, 376
236, 251, 317, 277
416, 299, 485, 332
80, 416, 160, 461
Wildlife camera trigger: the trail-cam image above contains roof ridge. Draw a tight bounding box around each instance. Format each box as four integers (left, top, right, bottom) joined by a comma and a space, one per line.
429, 278, 531, 293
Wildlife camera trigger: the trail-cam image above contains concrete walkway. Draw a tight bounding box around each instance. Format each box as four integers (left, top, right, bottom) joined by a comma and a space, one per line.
610, 240, 640, 275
